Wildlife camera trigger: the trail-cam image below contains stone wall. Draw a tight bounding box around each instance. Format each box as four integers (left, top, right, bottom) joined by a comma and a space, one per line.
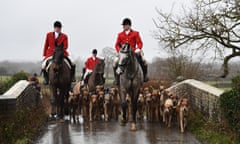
169, 79, 224, 121
0, 80, 40, 118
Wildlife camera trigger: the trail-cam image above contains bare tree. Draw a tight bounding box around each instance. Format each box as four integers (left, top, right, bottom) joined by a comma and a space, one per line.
149, 57, 169, 80
149, 47, 206, 82
153, 0, 240, 77
100, 47, 116, 80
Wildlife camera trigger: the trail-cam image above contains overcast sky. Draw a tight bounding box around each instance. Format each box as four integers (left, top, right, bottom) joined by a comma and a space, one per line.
0, 0, 191, 62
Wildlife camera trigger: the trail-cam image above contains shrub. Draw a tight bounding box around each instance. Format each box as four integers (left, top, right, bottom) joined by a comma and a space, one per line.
0, 105, 47, 144
219, 76, 240, 142
231, 76, 240, 88
188, 109, 232, 144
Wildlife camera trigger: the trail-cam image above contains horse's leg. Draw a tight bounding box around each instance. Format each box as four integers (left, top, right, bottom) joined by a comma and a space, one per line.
50, 87, 57, 120
55, 89, 61, 119
120, 89, 127, 125
130, 90, 138, 131
83, 102, 87, 121
127, 100, 133, 122
64, 87, 71, 117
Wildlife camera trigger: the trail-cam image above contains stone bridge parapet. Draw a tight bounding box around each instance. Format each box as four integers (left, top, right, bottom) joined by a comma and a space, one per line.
169, 79, 224, 120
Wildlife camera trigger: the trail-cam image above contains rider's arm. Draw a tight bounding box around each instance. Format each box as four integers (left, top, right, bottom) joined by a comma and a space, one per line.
115, 34, 121, 52
135, 31, 143, 50
63, 35, 68, 50
43, 33, 49, 57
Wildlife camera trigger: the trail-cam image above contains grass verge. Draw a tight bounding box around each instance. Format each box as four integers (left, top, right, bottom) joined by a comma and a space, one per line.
188, 109, 235, 144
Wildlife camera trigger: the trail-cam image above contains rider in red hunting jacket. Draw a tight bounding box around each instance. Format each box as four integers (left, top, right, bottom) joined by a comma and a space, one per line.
85, 55, 99, 71
43, 31, 69, 58
41, 21, 75, 85
81, 49, 99, 85
115, 29, 143, 53
113, 18, 148, 85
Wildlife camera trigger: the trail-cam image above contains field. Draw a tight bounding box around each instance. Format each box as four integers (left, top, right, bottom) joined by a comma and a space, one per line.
0, 75, 11, 82
204, 80, 232, 91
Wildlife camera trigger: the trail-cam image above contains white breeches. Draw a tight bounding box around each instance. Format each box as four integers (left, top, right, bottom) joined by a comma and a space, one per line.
42, 56, 52, 69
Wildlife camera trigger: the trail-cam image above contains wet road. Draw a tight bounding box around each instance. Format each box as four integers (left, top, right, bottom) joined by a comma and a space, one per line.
36, 117, 201, 144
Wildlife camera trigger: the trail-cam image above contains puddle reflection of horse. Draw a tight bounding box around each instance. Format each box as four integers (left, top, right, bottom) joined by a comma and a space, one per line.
117, 43, 143, 131
48, 44, 71, 121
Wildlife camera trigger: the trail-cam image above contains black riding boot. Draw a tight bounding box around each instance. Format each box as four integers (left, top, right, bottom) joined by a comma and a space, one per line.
142, 64, 149, 82
81, 68, 86, 81
71, 64, 76, 82
42, 69, 49, 85
113, 67, 120, 85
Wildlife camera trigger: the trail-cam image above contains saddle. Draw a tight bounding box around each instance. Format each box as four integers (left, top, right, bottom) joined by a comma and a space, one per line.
82, 72, 105, 86
46, 57, 71, 72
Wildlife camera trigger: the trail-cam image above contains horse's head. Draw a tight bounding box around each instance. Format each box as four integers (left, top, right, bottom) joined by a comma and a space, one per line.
52, 44, 64, 74
91, 58, 105, 86
94, 59, 105, 74
117, 43, 133, 74
53, 44, 64, 65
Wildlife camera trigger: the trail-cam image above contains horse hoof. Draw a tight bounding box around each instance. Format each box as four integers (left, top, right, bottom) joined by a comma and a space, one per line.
130, 123, 137, 131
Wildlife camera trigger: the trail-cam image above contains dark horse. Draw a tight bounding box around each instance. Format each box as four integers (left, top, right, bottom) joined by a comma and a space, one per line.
84, 58, 105, 92
48, 44, 71, 120
117, 43, 143, 131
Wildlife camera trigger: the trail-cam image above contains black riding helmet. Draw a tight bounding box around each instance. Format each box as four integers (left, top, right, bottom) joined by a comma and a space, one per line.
122, 18, 131, 26
54, 21, 62, 28
92, 49, 97, 54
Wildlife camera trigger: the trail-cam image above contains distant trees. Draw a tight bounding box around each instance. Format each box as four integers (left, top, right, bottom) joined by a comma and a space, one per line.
154, 0, 240, 78
0, 61, 40, 75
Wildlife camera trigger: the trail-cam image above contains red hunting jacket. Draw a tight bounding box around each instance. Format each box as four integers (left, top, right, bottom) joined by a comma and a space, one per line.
85, 57, 99, 71
115, 30, 143, 52
43, 32, 69, 58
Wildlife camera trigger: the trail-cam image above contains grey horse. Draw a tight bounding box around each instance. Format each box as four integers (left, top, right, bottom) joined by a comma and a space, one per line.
116, 43, 143, 131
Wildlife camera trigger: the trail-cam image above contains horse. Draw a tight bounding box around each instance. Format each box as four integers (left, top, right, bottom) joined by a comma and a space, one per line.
48, 44, 72, 120
85, 58, 105, 92
117, 43, 143, 131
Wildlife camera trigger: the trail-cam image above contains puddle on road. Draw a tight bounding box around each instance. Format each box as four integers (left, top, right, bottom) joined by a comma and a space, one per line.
36, 116, 201, 144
